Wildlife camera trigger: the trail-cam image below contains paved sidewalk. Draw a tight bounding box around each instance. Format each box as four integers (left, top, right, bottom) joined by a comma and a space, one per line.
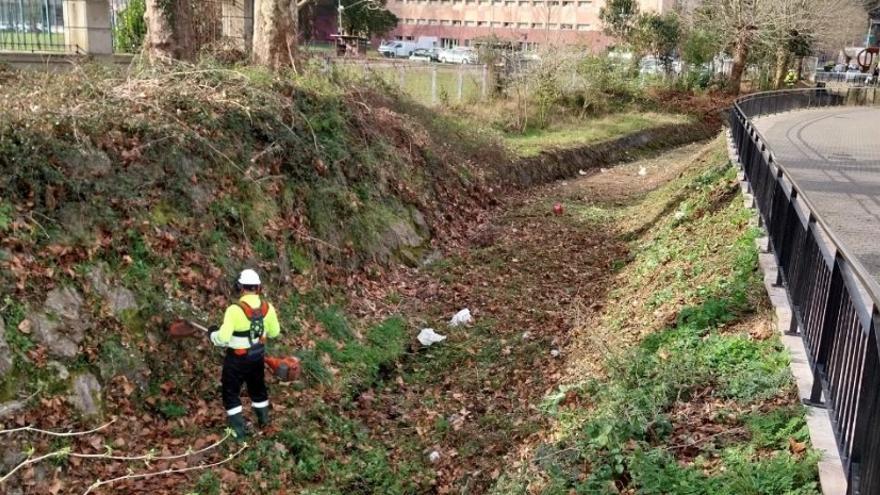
754, 107, 880, 281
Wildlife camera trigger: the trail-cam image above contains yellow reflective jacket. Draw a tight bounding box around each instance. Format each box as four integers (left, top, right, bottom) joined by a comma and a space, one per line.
211, 294, 281, 349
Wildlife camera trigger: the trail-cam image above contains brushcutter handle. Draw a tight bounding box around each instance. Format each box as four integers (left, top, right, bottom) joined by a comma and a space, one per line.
188, 321, 211, 333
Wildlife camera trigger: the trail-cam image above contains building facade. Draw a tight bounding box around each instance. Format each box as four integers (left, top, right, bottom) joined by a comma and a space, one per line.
384, 0, 674, 51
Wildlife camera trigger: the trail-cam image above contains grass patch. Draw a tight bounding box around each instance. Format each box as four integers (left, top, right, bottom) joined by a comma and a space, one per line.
504, 112, 693, 157
498, 138, 815, 494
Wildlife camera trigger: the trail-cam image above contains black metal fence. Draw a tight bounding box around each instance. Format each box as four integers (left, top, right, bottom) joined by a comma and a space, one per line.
815, 71, 879, 86
0, 0, 69, 52
0, 0, 253, 55
730, 87, 880, 495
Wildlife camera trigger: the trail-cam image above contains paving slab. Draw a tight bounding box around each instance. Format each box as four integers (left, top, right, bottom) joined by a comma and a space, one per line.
754, 107, 880, 282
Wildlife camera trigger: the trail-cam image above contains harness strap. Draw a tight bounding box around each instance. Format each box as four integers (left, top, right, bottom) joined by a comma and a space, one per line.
237, 300, 269, 347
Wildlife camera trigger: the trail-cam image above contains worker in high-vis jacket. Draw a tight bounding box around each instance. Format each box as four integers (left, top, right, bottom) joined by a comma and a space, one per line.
208, 269, 281, 439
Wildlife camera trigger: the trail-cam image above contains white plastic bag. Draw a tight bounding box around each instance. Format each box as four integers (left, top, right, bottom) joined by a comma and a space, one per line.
449, 308, 473, 327
417, 328, 447, 347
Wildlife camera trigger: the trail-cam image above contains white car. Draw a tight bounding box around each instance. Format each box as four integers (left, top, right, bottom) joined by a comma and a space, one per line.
378, 41, 415, 58
439, 47, 478, 64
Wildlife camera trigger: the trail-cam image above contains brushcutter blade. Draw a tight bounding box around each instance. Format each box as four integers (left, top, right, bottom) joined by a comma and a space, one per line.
168, 319, 200, 338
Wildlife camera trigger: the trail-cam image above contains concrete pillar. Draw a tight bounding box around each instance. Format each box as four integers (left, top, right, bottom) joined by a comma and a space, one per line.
63, 0, 112, 55
222, 0, 254, 53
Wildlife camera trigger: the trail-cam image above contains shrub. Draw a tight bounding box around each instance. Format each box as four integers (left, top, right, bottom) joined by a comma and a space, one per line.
113, 0, 146, 54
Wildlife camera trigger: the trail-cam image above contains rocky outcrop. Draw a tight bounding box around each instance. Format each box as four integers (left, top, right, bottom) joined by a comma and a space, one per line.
0, 317, 12, 376
67, 372, 102, 416
86, 264, 137, 316
30, 286, 90, 358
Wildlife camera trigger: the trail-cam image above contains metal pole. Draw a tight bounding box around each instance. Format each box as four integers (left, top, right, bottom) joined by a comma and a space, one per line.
457, 67, 463, 102
431, 66, 437, 105
481, 64, 488, 99
337, 1, 343, 36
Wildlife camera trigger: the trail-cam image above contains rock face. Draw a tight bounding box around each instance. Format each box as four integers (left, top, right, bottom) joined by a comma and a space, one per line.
0, 398, 26, 419
0, 317, 12, 376
86, 264, 137, 316
68, 372, 102, 416
31, 286, 90, 358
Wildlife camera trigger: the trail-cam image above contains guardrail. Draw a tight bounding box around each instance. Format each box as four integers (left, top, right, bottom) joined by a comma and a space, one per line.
730, 87, 880, 495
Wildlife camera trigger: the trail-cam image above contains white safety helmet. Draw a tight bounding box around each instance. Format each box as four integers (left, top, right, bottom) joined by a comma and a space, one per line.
237, 269, 261, 286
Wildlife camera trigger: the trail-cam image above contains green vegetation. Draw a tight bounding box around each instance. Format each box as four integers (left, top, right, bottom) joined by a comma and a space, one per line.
113, 0, 146, 54
0, 56, 758, 495
504, 112, 693, 157
492, 139, 814, 494
0, 32, 65, 52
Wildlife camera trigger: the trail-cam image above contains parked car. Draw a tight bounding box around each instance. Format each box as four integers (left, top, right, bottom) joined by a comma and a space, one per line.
409, 48, 439, 62
439, 47, 478, 64
379, 41, 415, 58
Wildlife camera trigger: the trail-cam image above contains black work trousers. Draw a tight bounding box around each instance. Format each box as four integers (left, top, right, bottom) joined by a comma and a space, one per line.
221, 352, 268, 415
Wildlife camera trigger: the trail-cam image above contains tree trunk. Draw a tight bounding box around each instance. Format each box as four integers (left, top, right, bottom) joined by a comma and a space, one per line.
253, 0, 300, 69
729, 37, 749, 95
773, 47, 790, 89
144, 0, 196, 61
144, 0, 175, 60
173, 0, 196, 61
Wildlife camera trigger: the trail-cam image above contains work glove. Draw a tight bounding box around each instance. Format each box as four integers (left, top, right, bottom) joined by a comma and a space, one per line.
208, 325, 219, 342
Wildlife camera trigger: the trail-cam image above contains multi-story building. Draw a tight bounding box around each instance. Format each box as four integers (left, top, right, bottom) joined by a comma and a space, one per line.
384, 0, 674, 51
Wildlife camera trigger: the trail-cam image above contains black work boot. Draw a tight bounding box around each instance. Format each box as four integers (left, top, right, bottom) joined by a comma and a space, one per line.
227, 413, 248, 440
254, 406, 270, 428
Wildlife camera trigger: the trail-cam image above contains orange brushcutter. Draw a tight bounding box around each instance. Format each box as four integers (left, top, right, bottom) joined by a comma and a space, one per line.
168, 319, 301, 381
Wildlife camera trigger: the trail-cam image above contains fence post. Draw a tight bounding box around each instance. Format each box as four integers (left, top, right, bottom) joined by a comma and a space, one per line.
398, 65, 404, 88
62, 0, 113, 55
850, 312, 880, 494
808, 256, 845, 406
481, 64, 488, 99
431, 66, 438, 105
457, 68, 464, 102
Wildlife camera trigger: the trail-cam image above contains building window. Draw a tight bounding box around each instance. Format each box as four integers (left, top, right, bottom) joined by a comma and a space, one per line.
517, 22, 529, 29
576, 24, 591, 31
464, 20, 476, 26
577, 0, 591, 4
560, 23, 573, 30
531, 22, 544, 29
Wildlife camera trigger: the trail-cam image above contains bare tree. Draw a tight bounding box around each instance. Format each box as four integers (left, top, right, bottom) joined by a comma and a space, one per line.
765, 0, 865, 87
693, 0, 865, 93
252, 0, 313, 68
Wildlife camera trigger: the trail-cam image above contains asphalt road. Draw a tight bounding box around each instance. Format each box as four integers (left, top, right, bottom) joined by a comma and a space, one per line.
753, 107, 880, 281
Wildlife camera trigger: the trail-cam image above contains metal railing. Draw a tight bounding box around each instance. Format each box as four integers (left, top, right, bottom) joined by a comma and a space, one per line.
730, 87, 880, 495
0, 0, 70, 52
815, 71, 879, 86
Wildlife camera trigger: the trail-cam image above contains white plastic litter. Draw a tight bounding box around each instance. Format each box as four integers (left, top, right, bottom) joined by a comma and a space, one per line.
550, 349, 561, 358
449, 308, 473, 327
578, 169, 587, 176
417, 328, 447, 347
428, 451, 441, 463
522, 331, 532, 340
600, 168, 608, 173
638, 166, 647, 177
